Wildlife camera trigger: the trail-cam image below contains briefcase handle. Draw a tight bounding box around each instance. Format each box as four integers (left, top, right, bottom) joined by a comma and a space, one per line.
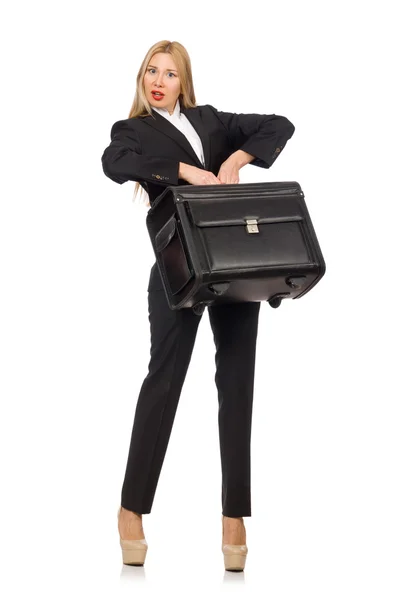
155, 215, 176, 253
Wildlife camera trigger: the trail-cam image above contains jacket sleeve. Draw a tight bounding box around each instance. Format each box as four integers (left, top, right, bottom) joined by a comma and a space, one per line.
207, 104, 295, 169
101, 119, 180, 185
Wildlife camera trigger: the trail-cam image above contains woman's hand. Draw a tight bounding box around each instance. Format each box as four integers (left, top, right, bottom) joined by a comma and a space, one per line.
217, 150, 256, 183
216, 155, 240, 184
179, 163, 221, 185
179, 148, 256, 186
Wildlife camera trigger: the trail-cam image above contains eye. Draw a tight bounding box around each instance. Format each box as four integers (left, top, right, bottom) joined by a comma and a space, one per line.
147, 68, 176, 77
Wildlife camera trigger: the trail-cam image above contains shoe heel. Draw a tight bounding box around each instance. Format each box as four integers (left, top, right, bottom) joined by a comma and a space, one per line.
222, 544, 248, 572
120, 538, 148, 566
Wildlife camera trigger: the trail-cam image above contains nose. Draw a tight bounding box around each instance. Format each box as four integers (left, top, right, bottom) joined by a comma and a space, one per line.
154, 73, 165, 87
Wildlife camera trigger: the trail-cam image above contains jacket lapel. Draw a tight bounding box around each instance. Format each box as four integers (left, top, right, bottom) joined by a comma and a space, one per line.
140, 104, 210, 170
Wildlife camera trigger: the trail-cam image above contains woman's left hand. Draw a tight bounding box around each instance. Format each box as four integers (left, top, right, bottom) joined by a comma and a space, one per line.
217, 156, 240, 184
216, 150, 256, 183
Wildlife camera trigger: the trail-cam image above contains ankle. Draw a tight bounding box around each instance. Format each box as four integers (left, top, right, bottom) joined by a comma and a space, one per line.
120, 507, 142, 519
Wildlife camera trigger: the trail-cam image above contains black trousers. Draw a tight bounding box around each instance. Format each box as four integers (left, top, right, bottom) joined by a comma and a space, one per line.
121, 272, 261, 517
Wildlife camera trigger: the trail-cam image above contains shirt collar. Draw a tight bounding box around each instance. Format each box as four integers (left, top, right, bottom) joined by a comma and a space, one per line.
151, 97, 181, 120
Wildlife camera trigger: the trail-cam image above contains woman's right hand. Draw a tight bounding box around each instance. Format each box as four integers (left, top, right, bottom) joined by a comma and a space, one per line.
179, 163, 221, 185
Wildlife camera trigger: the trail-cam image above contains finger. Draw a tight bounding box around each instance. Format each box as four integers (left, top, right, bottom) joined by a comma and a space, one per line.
211, 175, 221, 184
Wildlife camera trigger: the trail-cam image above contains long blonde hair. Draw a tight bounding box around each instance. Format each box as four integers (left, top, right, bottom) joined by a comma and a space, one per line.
128, 40, 197, 207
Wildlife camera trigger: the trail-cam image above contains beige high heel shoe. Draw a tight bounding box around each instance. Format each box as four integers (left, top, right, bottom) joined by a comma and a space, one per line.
118, 507, 148, 566
221, 516, 248, 572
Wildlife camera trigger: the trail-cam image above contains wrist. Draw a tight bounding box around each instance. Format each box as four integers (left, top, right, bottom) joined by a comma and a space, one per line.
233, 149, 256, 168
178, 162, 190, 179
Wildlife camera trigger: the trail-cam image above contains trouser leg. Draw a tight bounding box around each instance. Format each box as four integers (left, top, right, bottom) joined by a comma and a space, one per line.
208, 300, 261, 517
121, 287, 203, 513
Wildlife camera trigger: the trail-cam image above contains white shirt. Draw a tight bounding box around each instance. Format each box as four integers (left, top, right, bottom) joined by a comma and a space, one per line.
151, 98, 205, 167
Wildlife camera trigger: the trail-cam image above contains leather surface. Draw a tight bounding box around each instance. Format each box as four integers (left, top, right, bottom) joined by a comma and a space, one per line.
145, 181, 326, 307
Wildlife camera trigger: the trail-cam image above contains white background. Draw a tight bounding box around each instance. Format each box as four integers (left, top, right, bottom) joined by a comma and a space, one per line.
1, 0, 396, 597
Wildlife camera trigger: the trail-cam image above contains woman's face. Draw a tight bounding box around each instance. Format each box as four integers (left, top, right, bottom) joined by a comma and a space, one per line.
143, 53, 181, 115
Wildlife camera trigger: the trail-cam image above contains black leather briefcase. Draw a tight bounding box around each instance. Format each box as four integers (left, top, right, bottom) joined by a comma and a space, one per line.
146, 181, 326, 315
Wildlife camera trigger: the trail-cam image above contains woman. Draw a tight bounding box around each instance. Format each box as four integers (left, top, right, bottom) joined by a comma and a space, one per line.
101, 40, 295, 571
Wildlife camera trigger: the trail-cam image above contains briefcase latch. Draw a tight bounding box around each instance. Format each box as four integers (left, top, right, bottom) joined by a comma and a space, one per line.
245, 219, 259, 234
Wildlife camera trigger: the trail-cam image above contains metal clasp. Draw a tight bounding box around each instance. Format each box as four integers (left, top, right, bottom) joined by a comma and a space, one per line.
245, 219, 259, 233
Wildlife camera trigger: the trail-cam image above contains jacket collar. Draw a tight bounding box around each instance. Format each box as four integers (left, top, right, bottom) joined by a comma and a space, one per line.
139, 101, 210, 170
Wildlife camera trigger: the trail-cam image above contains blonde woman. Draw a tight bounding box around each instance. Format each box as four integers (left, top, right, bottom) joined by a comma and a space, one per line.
102, 39, 295, 571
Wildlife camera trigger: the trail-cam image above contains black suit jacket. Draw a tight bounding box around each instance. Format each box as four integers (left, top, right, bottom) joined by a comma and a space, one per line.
101, 103, 295, 290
